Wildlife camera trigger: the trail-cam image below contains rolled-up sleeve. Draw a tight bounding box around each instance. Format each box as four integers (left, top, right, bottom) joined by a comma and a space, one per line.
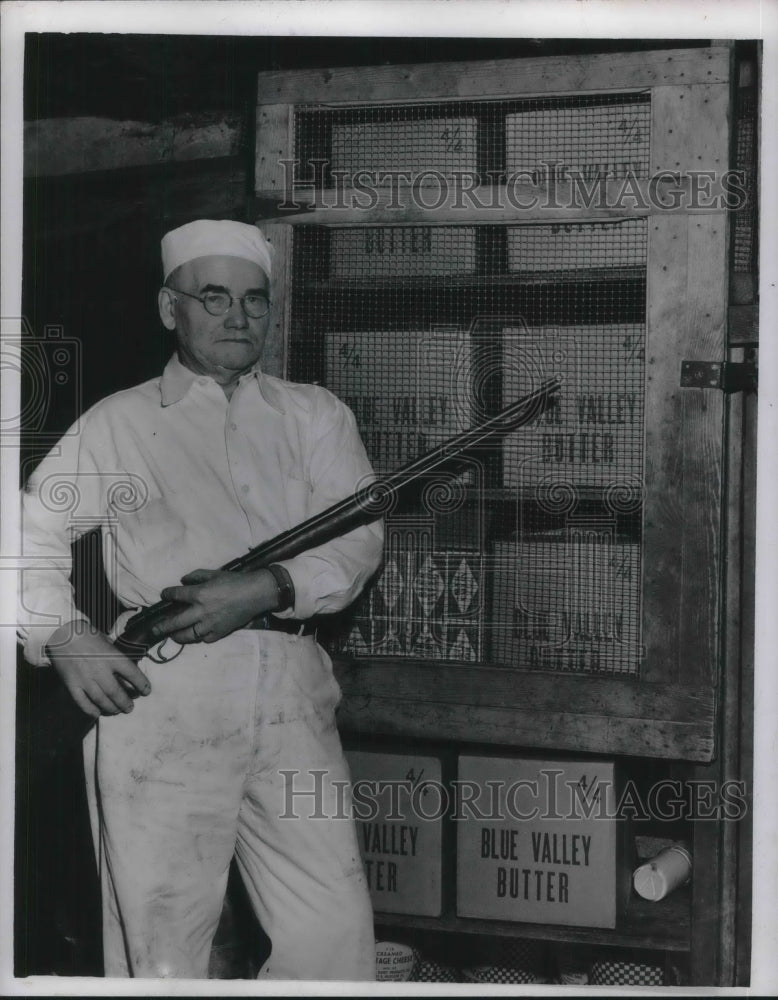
274, 389, 384, 620
17, 415, 105, 666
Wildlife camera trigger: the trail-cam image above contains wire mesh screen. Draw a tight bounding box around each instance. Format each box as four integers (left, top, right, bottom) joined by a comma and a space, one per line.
289, 89, 649, 674
291, 219, 647, 676
294, 93, 651, 187
732, 84, 758, 274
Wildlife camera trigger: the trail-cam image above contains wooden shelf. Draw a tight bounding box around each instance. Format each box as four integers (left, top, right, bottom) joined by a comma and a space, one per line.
375, 885, 691, 952
296, 267, 645, 291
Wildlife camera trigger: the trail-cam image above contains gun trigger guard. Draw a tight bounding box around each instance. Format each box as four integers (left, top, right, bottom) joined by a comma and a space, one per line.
146, 638, 184, 664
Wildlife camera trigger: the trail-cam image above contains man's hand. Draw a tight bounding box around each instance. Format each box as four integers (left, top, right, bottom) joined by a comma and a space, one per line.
152, 568, 281, 645
47, 619, 152, 718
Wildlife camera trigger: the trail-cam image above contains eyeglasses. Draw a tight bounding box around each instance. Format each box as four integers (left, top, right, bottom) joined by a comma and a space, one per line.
165, 287, 271, 319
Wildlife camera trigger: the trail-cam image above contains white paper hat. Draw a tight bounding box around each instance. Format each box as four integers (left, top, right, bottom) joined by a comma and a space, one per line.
161, 220, 273, 282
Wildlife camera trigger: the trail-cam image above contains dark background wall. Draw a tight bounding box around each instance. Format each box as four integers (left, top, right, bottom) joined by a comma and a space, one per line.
22, 35, 708, 424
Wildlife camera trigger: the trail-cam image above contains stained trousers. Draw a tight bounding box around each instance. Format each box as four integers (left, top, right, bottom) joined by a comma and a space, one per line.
82, 629, 375, 980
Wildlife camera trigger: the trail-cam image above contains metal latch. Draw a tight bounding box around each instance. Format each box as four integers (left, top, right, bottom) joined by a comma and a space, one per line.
680, 361, 757, 393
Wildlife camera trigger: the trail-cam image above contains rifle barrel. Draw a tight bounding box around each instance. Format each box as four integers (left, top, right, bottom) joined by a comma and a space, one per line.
114, 377, 560, 658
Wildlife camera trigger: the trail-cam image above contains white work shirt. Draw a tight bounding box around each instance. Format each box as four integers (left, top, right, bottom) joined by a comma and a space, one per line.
18, 353, 384, 666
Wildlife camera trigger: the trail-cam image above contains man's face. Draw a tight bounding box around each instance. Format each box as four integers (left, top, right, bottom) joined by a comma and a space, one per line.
159, 255, 270, 379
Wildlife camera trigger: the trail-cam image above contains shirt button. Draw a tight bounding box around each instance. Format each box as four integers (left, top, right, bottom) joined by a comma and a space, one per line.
230, 422, 237, 431
241, 485, 249, 494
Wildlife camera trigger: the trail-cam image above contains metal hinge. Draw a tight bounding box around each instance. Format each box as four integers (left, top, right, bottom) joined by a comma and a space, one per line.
680, 360, 758, 393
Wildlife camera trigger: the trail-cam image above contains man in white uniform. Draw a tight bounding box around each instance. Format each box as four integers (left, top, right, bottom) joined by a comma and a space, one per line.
18, 220, 384, 980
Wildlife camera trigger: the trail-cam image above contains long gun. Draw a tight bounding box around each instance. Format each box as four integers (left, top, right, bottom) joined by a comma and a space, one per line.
29, 378, 560, 765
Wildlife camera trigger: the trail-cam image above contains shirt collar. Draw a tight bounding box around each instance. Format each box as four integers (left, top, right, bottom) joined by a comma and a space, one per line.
159, 353, 285, 413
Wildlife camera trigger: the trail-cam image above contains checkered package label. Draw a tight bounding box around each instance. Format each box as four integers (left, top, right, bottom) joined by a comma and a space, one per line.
590, 959, 664, 986
411, 958, 460, 982
462, 965, 540, 984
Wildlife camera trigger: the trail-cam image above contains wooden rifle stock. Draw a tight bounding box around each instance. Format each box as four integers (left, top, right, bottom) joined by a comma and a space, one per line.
35, 378, 560, 763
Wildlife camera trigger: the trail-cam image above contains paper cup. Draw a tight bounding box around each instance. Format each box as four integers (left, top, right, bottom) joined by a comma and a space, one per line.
633, 845, 692, 901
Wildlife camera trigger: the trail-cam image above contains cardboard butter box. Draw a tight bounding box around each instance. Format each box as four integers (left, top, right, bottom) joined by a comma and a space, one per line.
330, 117, 478, 182
504, 100, 650, 182
325, 328, 473, 474
506, 220, 646, 273
456, 754, 630, 928
345, 750, 444, 916
490, 540, 642, 675
329, 226, 477, 280
500, 323, 645, 494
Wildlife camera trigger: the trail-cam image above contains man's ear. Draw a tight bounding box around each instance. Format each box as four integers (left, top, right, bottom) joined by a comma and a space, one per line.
158, 288, 177, 331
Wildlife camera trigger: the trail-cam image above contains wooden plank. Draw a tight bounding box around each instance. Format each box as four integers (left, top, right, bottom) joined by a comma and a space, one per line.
736, 381, 757, 986
651, 84, 731, 174
260, 223, 291, 378
375, 886, 691, 951
333, 661, 715, 760
689, 764, 725, 984
254, 104, 293, 195
336, 695, 712, 761
679, 215, 726, 690
642, 214, 688, 684
334, 658, 708, 720
256, 47, 729, 105
24, 114, 243, 178
253, 177, 733, 227
718, 367, 745, 984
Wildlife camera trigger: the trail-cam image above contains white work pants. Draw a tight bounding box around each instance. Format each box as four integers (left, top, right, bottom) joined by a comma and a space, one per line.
83, 629, 375, 980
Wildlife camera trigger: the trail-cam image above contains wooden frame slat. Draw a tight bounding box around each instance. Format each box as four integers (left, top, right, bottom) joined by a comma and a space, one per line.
651, 83, 731, 174
333, 660, 715, 761
254, 179, 731, 227
256, 47, 729, 106
255, 103, 293, 195
261, 222, 291, 378
641, 213, 689, 684
679, 215, 728, 690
